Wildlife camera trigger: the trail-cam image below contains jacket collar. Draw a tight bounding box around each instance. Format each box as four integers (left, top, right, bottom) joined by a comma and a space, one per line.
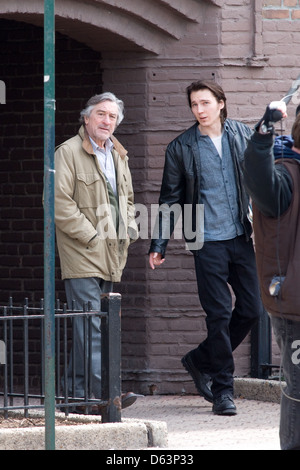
179, 123, 199, 147
78, 125, 128, 160
182, 119, 235, 147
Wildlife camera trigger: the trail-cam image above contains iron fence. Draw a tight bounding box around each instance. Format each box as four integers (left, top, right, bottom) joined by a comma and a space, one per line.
0, 293, 121, 423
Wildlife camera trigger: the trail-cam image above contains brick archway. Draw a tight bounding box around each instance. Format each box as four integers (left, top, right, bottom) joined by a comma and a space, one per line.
0, 0, 219, 54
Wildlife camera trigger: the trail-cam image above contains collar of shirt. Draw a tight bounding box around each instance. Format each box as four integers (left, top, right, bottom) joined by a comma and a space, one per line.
89, 136, 113, 158
89, 136, 117, 194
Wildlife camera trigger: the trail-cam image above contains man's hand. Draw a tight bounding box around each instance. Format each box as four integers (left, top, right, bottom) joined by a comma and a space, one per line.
269, 101, 288, 120
149, 252, 165, 270
258, 101, 287, 134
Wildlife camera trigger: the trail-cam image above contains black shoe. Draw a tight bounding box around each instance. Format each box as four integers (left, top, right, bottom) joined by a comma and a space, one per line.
212, 395, 237, 416
121, 392, 143, 409
181, 352, 213, 403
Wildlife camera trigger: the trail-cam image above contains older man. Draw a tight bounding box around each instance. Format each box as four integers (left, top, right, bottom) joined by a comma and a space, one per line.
55, 92, 139, 412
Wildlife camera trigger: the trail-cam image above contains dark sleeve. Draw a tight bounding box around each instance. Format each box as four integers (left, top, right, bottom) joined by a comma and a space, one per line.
243, 131, 293, 218
149, 142, 185, 256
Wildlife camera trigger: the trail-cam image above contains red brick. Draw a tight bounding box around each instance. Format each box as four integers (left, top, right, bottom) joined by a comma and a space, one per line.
263, 9, 290, 19
284, 0, 298, 6
263, 0, 281, 5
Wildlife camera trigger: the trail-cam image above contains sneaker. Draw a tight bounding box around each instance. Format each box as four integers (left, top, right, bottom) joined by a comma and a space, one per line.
181, 352, 213, 403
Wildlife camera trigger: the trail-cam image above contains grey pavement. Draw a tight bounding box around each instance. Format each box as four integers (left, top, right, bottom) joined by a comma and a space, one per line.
0, 378, 283, 450
122, 380, 282, 451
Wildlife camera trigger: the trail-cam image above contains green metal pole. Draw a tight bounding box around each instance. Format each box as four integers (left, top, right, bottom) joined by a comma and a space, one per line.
44, 0, 56, 451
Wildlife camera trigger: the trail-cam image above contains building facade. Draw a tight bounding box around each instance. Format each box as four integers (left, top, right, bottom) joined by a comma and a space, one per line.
0, 0, 299, 394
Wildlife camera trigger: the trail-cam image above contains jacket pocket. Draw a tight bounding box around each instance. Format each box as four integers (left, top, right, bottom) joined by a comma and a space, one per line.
76, 173, 101, 208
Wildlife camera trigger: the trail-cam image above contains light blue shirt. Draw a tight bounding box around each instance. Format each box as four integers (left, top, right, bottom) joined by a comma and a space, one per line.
89, 137, 117, 195
197, 128, 244, 241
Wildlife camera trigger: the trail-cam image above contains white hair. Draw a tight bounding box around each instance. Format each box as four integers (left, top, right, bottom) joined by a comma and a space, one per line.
79, 92, 125, 126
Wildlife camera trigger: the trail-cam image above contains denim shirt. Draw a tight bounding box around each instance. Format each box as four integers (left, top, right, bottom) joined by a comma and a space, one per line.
197, 128, 244, 241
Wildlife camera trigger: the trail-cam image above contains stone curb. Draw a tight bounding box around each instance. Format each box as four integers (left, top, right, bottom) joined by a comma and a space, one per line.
0, 410, 168, 450
234, 377, 284, 404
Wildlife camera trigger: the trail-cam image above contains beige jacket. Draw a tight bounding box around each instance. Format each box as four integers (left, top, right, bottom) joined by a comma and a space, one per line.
54, 126, 138, 282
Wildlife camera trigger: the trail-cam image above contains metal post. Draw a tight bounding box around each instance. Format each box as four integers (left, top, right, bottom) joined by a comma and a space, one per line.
44, 0, 56, 450
101, 293, 122, 423
251, 308, 272, 379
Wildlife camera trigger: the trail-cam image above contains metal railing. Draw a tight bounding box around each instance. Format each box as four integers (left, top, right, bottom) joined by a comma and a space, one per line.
0, 293, 121, 424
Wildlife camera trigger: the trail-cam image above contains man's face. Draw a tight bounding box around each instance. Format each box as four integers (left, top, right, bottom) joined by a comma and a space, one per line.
190, 89, 224, 131
84, 100, 119, 147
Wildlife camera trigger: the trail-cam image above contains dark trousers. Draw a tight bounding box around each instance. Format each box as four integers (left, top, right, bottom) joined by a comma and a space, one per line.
192, 235, 262, 398
64, 277, 113, 398
272, 317, 300, 450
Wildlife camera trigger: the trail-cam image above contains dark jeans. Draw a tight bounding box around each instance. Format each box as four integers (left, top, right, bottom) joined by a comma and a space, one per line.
272, 316, 300, 450
192, 235, 262, 398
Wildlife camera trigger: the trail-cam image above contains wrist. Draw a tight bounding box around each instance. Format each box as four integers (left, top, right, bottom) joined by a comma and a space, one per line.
259, 123, 271, 134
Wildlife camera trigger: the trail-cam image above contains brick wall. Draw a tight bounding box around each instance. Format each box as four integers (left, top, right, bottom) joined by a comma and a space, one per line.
114, 0, 298, 393
263, 0, 300, 19
262, 0, 300, 108
219, 0, 300, 135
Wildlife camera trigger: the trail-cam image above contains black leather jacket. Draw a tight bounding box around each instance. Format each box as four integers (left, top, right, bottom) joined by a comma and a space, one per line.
150, 119, 253, 256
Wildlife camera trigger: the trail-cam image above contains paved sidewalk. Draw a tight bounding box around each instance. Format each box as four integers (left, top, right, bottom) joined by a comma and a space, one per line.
0, 378, 283, 450
122, 394, 281, 450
